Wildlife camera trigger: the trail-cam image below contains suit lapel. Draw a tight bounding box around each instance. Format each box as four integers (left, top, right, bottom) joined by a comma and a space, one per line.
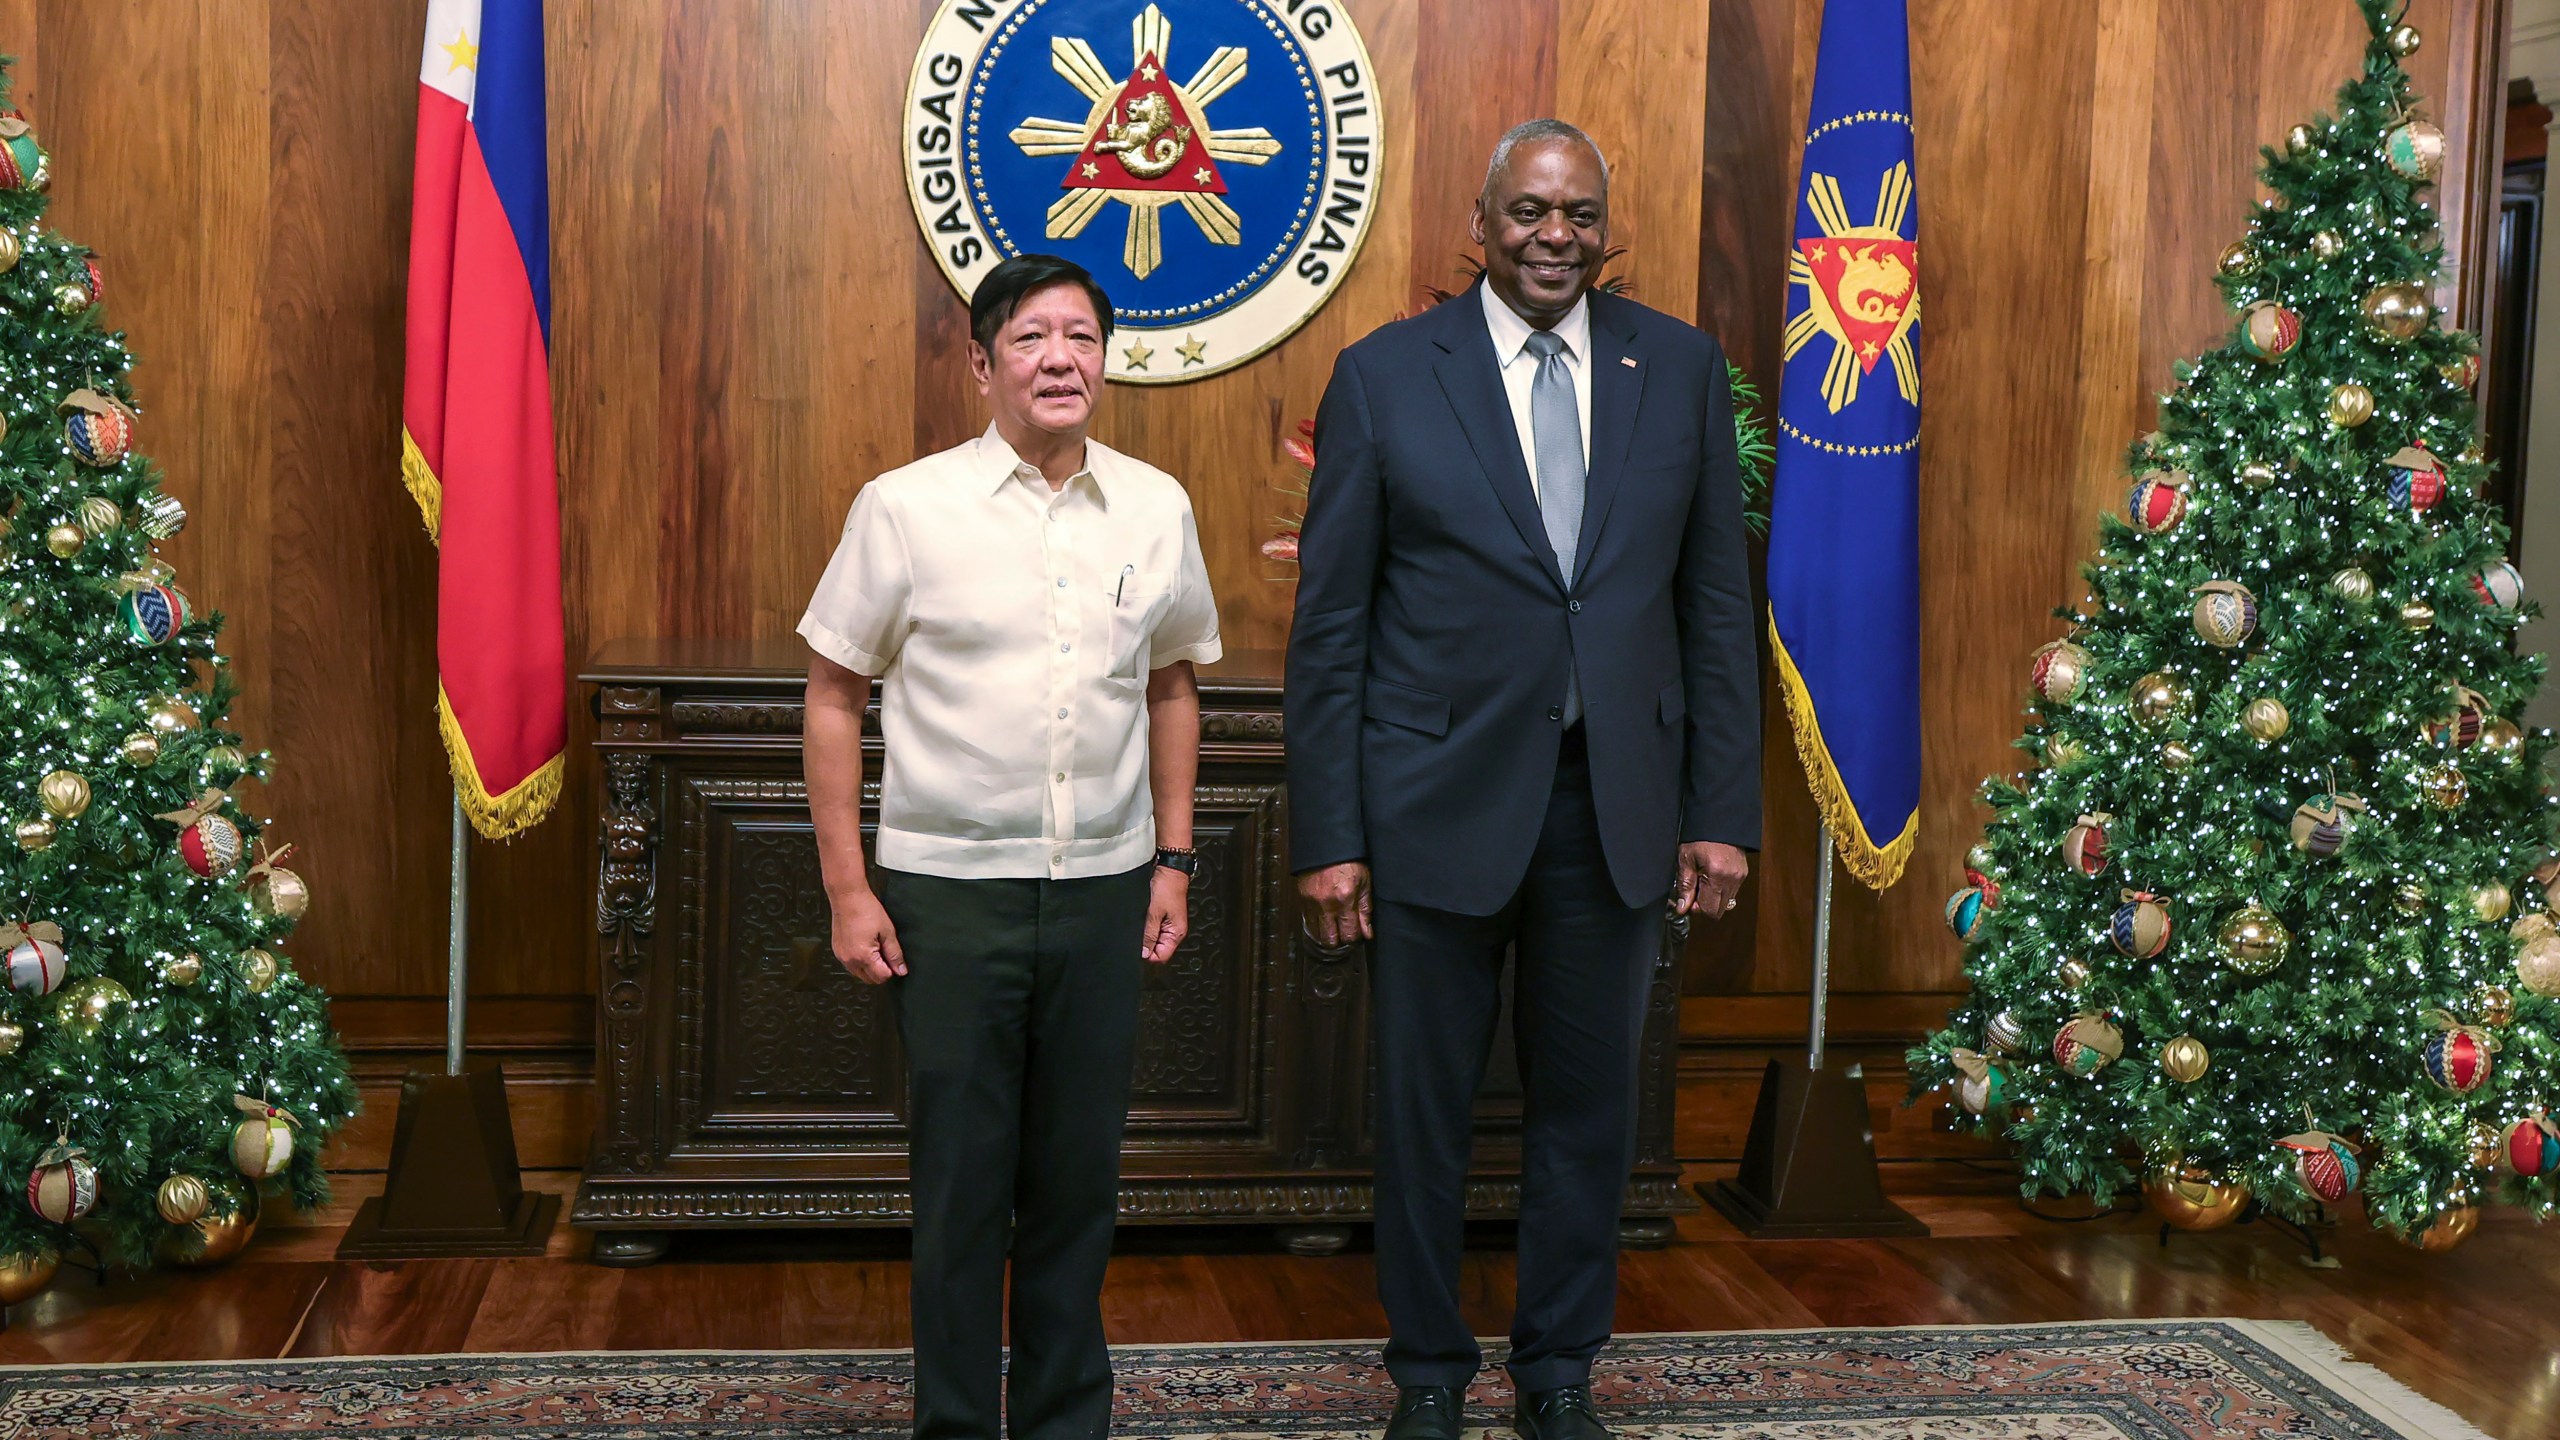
1574, 295, 1645, 586
1432, 287, 1566, 594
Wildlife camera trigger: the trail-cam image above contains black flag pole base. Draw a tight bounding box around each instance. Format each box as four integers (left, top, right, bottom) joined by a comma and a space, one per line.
1703, 1056, 1928, 1239
336, 1058, 559, 1260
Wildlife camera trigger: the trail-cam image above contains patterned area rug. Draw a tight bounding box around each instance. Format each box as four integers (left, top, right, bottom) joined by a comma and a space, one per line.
0, 1320, 2495, 1439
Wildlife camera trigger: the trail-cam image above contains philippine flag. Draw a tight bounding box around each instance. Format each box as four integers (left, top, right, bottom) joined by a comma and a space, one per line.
402, 0, 564, 838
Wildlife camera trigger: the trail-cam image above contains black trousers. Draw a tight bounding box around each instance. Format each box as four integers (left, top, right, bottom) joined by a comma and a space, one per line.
1369, 727, 1659, 1394
877, 864, 1152, 1440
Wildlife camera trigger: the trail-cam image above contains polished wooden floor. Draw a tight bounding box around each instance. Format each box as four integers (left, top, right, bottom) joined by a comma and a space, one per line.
2, 1165, 2548, 1440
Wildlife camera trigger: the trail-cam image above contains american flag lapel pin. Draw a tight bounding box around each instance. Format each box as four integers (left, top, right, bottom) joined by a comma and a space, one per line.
1620, 356, 1638, 367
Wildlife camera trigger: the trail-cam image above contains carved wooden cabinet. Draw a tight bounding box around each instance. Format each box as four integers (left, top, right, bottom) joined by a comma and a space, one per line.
577, 639, 1690, 1264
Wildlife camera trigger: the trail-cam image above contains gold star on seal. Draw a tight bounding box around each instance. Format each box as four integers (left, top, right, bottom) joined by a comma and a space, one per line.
1178, 335, 1208, 366
1082, 162, 1100, 179
1123, 340, 1155, 371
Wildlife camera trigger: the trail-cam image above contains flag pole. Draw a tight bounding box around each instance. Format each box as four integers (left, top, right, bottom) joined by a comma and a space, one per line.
1809, 825, 1833, 1072
447, 795, 468, 1077
1701, 826, 1924, 1237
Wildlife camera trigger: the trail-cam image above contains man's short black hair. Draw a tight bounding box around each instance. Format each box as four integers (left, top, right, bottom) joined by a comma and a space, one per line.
970, 254, 1115, 352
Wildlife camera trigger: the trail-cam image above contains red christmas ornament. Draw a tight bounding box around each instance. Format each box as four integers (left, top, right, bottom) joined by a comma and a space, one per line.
2506, 1116, 2560, 1178
2423, 1010, 2497, 1094
2127, 471, 2189, 534
157, 790, 243, 879
2279, 1128, 2361, 1203
2061, 813, 2112, 877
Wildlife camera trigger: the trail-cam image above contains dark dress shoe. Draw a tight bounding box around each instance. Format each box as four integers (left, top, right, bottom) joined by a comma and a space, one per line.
1383, 1384, 1463, 1440
1513, 1383, 1610, 1439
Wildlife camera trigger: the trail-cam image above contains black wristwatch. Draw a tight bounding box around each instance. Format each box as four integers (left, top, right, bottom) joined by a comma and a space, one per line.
1154, 845, 1199, 876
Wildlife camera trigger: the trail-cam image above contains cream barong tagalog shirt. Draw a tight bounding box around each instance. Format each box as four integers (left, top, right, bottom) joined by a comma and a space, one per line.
798, 427, 1223, 880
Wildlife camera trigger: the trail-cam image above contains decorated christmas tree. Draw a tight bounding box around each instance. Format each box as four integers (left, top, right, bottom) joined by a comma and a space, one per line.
1912, 1, 2557, 1249
0, 69, 351, 1292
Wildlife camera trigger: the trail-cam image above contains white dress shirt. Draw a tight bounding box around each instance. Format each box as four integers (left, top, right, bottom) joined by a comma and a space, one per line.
1482, 282, 1593, 500
797, 426, 1223, 880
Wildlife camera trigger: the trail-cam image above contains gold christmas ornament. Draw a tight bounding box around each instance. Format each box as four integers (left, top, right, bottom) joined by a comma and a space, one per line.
2470, 1120, 2505, 1169
52, 975, 130, 1038
2480, 717, 2526, 761
12, 815, 53, 853
1966, 844, 1996, 875
240, 948, 279, 993
162, 1184, 257, 1267
0, 227, 22, 272
2419, 762, 2469, 810
2385, 119, 2448, 181
2520, 935, 2560, 997
42, 521, 82, 558
2513, 911, 2558, 945
2395, 882, 2431, 915
2327, 382, 2375, 428
2161, 1035, 2211, 1083
162, 951, 202, 986
37, 769, 88, 820
2241, 697, 2291, 743
202, 744, 249, 783
2237, 460, 2280, 491
2059, 955, 2093, 991
0, 1021, 22, 1056
2329, 566, 2375, 606
2473, 883, 2514, 924
2148, 1166, 2250, 1231
74, 496, 119, 537
155, 1173, 209, 1226
51, 282, 89, 316
2160, 740, 2198, 770
2191, 580, 2259, 648
2399, 599, 2437, 631
2129, 671, 2189, 729
2216, 240, 2260, 277
0, 1252, 56, 1305
2309, 228, 2346, 261
2362, 282, 2432, 343
2045, 734, 2087, 769
2219, 900, 2291, 976
119, 730, 160, 767
247, 844, 309, 923
231, 1095, 298, 1180
145, 696, 200, 734
2389, 22, 2423, 57
2389, 1203, 2480, 1254
2285, 123, 2317, 157
2474, 983, 2517, 1027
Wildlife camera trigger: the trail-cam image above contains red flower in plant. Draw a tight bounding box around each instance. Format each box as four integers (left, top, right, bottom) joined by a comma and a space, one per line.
1261, 530, 1300, 562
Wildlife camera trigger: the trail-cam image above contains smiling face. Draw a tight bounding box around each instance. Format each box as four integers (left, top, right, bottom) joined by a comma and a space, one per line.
971, 280, 1108, 440
1471, 137, 1609, 327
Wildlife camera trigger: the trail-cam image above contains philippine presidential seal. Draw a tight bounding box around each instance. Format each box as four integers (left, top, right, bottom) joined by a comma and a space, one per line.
907, 0, 1382, 383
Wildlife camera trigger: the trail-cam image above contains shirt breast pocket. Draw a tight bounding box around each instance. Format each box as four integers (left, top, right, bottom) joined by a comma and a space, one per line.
1110, 570, 1174, 680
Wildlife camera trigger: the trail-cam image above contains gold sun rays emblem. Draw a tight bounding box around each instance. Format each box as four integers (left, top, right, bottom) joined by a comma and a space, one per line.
1783, 161, 1920, 414
1007, 4, 1283, 279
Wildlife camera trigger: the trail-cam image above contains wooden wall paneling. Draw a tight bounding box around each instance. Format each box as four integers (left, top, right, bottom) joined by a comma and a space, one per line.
0, 0, 2510, 1084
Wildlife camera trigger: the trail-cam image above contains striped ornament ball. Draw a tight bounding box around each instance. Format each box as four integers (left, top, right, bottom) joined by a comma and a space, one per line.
120, 584, 190, 645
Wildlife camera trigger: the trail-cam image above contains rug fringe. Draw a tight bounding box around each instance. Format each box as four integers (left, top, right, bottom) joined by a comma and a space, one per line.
2231, 1319, 2497, 1440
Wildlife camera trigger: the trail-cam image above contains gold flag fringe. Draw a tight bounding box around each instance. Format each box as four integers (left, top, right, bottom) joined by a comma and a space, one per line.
1768, 615, 1918, 890
400, 427, 442, 542
437, 685, 563, 840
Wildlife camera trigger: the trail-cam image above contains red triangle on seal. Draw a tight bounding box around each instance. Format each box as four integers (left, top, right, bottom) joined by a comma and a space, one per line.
1062, 52, 1227, 195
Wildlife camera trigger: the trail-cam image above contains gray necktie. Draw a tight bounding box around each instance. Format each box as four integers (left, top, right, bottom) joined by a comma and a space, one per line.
1524, 328, 1584, 724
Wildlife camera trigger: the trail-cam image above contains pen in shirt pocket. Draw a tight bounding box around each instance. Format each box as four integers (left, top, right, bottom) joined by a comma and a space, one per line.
1116, 563, 1133, 605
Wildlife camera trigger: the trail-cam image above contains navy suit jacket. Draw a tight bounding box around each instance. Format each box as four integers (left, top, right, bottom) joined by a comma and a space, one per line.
1283, 282, 1762, 915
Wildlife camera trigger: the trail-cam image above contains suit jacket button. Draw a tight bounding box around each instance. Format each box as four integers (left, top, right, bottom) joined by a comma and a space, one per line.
1547, 705, 1564, 721
1568, 599, 1582, 613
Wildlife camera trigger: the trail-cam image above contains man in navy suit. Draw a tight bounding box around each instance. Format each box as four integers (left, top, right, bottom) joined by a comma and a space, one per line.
1285, 120, 1760, 1440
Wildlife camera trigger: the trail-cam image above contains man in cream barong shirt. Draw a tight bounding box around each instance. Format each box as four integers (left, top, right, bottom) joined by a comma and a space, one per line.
799, 254, 1220, 1440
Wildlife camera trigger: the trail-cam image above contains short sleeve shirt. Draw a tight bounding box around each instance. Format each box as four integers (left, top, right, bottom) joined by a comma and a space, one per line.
797, 426, 1223, 880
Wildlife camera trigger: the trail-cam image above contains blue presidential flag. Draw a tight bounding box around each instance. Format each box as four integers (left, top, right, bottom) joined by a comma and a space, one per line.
1765, 0, 1922, 889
